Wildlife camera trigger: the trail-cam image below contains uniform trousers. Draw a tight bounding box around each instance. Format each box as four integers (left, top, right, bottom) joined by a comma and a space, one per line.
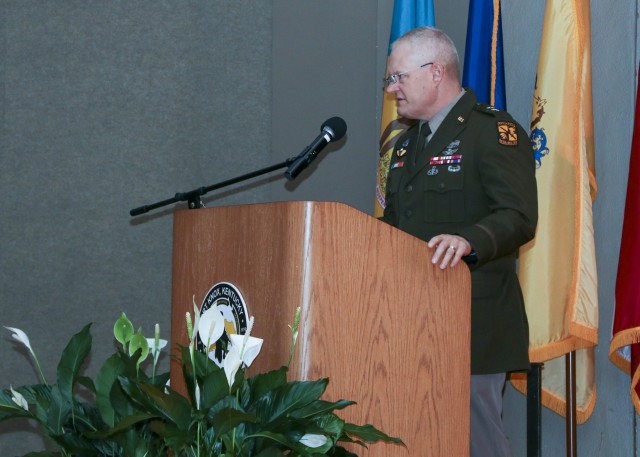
470, 373, 512, 457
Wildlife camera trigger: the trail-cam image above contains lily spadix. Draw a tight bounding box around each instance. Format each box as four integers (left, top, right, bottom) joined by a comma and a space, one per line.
146, 323, 168, 366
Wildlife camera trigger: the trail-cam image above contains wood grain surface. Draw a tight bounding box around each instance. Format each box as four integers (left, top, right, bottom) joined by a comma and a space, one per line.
170, 201, 471, 456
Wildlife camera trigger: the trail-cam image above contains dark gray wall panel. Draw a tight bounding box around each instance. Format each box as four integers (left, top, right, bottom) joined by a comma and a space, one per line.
0, 1, 271, 453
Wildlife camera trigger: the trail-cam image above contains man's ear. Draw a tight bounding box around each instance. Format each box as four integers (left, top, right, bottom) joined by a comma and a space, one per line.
431, 62, 444, 83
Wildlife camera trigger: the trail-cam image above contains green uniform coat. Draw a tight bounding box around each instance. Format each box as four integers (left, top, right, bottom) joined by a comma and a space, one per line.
381, 90, 538, 375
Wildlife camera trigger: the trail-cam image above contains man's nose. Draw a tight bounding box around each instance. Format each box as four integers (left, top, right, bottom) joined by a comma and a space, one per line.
385, 83, 398, 94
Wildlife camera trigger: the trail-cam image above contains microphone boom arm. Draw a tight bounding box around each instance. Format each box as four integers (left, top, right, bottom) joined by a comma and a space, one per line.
129, 116, 346, 217
129, 158, 294, 216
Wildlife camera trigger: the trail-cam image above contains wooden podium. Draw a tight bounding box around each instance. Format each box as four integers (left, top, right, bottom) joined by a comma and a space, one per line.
170, 201, 470, 456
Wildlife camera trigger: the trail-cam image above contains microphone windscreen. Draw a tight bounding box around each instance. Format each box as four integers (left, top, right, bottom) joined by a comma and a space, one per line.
322, 116, 347, 141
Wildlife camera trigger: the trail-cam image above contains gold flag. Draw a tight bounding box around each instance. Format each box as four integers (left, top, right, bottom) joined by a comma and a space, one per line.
510, 0, 598, 424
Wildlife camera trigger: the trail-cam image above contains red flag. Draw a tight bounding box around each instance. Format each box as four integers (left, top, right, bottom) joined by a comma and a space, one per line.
609, 67, 640, 414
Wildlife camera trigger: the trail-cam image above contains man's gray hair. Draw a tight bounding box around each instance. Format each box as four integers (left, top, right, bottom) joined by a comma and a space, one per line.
393, 26, 461, 83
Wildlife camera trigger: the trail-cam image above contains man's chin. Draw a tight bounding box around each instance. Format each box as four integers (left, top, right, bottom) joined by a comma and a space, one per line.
397, 108, 412, 119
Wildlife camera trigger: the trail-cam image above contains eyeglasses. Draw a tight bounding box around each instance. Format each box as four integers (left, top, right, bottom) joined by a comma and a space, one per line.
384, 62, 433, 87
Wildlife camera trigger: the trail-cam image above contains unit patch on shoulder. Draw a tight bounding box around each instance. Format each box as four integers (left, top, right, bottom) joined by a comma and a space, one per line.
497, 121, 518, 146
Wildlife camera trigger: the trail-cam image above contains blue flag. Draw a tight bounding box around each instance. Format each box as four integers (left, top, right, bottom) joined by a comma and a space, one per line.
462, 0, 506, 110
388, 0, 436, 53
375, 0, 435, 216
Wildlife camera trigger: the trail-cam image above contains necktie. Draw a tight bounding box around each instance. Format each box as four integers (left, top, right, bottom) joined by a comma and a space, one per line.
419, 121, 431, 147
412, 121, 431, 165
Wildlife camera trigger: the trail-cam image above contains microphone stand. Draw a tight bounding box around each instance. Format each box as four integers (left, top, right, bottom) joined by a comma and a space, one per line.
129, 157, 297, 216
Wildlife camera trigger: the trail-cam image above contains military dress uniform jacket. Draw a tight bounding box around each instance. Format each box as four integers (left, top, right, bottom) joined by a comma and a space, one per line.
381, 90, 538, 375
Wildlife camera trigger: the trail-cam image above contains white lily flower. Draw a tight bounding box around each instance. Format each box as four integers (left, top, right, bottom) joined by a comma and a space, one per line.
223, 317, 263, 387
223, 344, 243, 387
4, 327, 33, 353
4, 326, 47, 383
9, 386, 28, 411
228, 333, 263, 367
300, 433, 328, 448
145, 337, 168, 365
197, 308, 225, 352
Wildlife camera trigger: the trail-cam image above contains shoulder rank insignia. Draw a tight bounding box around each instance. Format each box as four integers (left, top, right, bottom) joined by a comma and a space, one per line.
475, 103, 500, 115
396, 148, 407, 157
497, 121, 518, 146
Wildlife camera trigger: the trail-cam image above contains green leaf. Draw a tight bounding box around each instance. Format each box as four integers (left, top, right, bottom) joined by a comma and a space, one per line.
342, 422, 404, 445
250, 379, 328, 424
50, 429, 104, 455
247, 366, 288, 399
289, 399, 354, 419
77, 375, 96, 393
329, 446, 358, 457
119, 378, 192, 430
56, 323, 92, 404
191, 345, 222, 379
0, 404, 32, 421
211, 406, 259, 439
87, 412, 158, 439
200, 366, 230, 410
148, 419, 192, 450
249, 431, 312, 457
95, 352, 126, 426
178, 345, 198, 406
311, 413, 344, 436
114, 312, 134, 347
46, 385, 71, 435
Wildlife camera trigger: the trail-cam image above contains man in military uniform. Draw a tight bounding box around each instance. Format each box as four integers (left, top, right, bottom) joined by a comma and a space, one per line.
380, 27, 538, 457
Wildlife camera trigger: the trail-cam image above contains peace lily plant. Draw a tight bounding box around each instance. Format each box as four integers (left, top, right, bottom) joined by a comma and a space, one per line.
0, 303, 403, 456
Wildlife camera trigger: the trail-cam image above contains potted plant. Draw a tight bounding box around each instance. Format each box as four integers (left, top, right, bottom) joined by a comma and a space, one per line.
0, 305, 403, 456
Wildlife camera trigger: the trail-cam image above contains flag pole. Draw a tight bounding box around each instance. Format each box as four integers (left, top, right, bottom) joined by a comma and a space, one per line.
526, 363, 542, 457
565, 351, 577, 457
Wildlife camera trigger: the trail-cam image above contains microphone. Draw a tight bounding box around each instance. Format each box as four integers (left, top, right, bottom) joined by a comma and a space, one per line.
284, 116, 347, 181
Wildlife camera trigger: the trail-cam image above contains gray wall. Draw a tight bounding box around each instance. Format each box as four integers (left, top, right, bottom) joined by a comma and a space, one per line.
0, 1, 273, 452
1, 0, 638, 455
